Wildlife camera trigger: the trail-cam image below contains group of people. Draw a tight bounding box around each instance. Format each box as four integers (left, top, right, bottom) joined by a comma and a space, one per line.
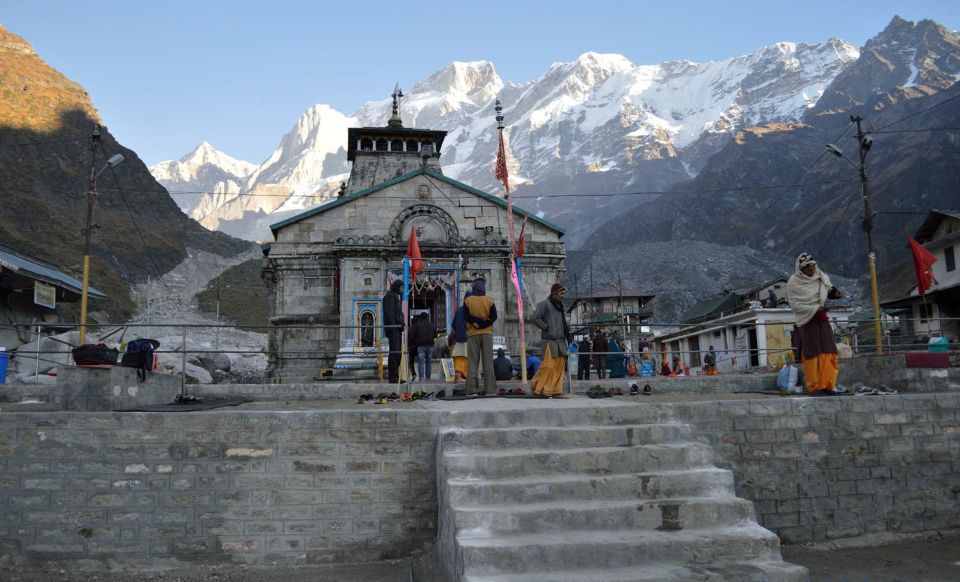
574, 329, 628, 379
382, 250, 844, 397
383, 277, 572, 397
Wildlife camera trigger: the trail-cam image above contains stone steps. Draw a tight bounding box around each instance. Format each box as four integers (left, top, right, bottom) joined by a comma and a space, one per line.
445, 405, 672, 429
462, 559, 807, 582
443, 443, 715, 479
457, 525, 782, 575
442, 423, 694, 451
446, 468, 736, 506
453, 496, 756, 534
437, 416, 807, 581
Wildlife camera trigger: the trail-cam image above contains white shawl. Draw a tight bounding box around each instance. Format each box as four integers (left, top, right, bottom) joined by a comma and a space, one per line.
786, 255, 832, 327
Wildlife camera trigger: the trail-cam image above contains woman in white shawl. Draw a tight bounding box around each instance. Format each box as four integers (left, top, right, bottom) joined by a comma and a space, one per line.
787, 252, 844, 395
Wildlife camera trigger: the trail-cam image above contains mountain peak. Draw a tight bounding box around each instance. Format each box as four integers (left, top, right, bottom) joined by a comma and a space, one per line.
411, 61, 503, 97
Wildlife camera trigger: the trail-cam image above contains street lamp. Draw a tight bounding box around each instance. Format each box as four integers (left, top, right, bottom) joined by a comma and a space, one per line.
79, 137, 124, 345
826, 115, 882, 354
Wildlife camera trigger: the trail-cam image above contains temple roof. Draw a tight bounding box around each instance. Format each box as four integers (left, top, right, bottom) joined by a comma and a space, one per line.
269, 167, 565, 238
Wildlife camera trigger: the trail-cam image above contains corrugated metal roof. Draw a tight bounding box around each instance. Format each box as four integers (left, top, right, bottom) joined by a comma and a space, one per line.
0, 246, 107, 299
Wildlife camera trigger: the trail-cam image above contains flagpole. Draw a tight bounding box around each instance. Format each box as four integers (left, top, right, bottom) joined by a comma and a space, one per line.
495, 99, 528, 385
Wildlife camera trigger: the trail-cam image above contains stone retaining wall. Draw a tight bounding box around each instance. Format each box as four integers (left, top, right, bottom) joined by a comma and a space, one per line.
2, 392, 959, 567
673, 393, 960, 543
0, 410, 438, 567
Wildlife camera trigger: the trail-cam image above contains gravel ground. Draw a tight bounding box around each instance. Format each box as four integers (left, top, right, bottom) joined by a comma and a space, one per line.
2, 534, 957, 581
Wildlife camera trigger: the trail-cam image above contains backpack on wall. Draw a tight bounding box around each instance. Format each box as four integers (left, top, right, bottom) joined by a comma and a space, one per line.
121, 338, 159, 382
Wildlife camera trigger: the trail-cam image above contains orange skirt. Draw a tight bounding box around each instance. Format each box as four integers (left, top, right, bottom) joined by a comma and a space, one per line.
802, 353, 838, 394
453, 356, 467, 380
530, 344, 566, 397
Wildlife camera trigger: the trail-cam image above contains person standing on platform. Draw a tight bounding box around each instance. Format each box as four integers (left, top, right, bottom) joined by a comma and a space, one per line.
382, 279, 404, 384
464, 279, 498, 395
530, 283, 571, 398
704, 346, 718, 375
787, 252, 844, 396
449, 292, 471, 381
593, 329, 608, 379
577, 335, 593, 380
410, 313, 434, 381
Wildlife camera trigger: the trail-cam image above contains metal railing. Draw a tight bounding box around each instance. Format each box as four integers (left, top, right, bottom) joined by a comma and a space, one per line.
0, 316, 954, 385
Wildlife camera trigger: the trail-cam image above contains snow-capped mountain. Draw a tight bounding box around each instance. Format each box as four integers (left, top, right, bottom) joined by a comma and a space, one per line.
153, 40, 859, 242
149, 142, 257, 217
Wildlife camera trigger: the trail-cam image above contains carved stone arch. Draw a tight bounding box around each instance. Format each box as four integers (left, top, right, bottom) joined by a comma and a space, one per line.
388, 204, 460, 245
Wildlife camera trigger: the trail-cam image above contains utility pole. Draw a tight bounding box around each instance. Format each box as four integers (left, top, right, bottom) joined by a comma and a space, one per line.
215, 275, 222, 351
78, 126, 100, 346
852, 115, 884, 355
617, 273, 626, 341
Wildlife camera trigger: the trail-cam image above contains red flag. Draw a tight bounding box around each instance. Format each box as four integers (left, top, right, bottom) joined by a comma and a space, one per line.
515, 216, 528, 259
908, 235, 937, 296
407, 226, 423, 282
495, 130, 510, 193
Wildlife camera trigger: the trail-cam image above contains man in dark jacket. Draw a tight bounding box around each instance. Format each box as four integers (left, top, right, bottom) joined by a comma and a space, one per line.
410, 313, 435, 381
593, 329, 608, 379
577, 336, 592, 380
493, 348, 513, 381
382, 280, 404, 383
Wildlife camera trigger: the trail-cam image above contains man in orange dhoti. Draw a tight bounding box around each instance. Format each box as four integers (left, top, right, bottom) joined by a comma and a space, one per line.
530, 283, 570, 398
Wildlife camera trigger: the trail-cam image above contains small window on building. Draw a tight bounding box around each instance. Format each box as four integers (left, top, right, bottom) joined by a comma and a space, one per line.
945, 246, 956, 272
360, 138, 373, 151
406, 140, 419, 152
363, 277, 373, 287
390, 138, 404, 152
375, 139, 388, 151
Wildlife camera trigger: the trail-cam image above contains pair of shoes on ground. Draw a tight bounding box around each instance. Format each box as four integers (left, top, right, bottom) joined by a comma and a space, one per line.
627, 384, 654, 396
587, 385, 610, 399
854, 383, 899, 396
175, 394, 201, 404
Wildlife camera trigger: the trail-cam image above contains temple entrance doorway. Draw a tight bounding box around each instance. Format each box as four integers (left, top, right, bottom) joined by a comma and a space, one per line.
410, 284, 447, 336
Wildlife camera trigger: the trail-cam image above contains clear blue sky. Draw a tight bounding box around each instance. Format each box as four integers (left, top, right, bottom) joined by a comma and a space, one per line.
3, 0, 957, 166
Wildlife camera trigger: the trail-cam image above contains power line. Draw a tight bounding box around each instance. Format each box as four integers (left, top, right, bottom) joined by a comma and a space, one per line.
869, 91, 960, 132
867, 126, 960, 134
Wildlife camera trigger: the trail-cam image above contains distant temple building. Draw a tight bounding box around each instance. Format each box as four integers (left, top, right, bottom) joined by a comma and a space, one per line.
262, 90, 566, 381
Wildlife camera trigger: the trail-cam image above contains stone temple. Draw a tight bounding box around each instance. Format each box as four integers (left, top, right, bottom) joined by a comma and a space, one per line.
262, 92, 566, 381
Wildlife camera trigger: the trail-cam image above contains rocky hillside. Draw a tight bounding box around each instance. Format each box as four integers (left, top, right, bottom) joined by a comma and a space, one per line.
0, 24, 252, 319
579, 17, 960, 319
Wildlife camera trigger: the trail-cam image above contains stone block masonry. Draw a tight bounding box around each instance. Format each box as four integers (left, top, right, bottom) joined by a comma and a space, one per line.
0, 410, 439, 567
673, 393, 960, 543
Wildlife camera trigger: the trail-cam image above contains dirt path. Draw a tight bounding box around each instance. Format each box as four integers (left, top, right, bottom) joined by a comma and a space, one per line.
782, 532, 960, 582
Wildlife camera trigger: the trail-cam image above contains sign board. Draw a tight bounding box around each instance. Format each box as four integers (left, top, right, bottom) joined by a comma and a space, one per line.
34, 282, 56, 309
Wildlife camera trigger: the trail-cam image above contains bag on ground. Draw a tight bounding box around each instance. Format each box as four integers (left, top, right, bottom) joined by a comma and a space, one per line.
776, 364, 799, 392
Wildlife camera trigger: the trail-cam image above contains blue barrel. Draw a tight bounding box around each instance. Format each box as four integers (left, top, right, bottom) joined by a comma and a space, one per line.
0, 351, 8, 384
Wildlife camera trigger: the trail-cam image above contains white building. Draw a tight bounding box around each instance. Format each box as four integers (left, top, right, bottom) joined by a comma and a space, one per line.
655, 278, 853, 372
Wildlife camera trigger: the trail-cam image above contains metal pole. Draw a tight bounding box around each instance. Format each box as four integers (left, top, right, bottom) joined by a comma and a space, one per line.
852, 115, 883, 355
181, 325, 187, 396
34, 323, 40, 384
496, 100, 527, 385
215, 275, 221, 352
79, 126, 100, 346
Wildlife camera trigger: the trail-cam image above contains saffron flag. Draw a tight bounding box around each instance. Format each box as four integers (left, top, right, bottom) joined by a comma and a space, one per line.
515, 216, 528, 259
407, 226, 423, 283
495, 130, 510, 193
908, 236, 937, 296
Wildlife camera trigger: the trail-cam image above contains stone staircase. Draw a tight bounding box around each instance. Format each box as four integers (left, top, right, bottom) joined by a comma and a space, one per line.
436, 404, 808, 581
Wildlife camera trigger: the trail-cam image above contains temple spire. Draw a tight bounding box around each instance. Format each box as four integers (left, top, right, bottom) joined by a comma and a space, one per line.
388, 82, 404, 128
